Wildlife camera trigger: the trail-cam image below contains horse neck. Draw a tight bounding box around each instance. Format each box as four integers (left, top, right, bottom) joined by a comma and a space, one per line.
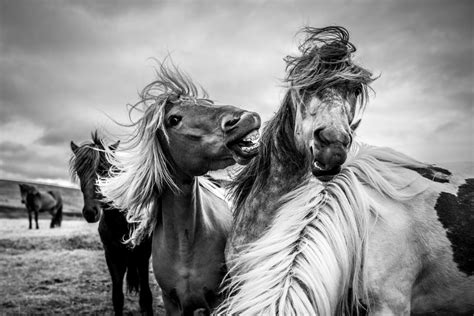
160, 175, 204, 248
233, 137, 308, 246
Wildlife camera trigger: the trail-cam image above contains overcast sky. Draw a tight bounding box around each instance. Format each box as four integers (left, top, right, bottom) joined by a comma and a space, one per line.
1, 0, 472, 186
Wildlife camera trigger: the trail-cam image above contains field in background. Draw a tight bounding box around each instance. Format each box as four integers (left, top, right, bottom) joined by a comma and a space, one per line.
0, 219, 164, 315
0, 180, 165, 315
0, 179, 83, 217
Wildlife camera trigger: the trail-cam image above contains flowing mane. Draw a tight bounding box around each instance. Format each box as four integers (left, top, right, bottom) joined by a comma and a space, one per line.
219, 143, 438, 315
98, 63, 213, 246
230, 26, 374, 215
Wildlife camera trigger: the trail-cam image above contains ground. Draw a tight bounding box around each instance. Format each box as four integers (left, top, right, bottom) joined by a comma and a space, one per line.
0, 217, 165, 315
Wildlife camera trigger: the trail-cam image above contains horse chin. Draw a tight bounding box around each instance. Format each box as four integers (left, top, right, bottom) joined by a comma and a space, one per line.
312, 162, 342, 182
226, 129, 260, 165
228, 143, 259, 165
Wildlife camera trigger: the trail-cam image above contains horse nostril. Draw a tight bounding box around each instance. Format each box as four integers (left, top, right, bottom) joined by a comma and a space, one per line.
314, 128, 328, 146
315, 128, 351, 148
221, 114, 241, 133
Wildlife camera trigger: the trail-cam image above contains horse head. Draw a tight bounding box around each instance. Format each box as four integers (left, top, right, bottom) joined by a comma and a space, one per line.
19, 183, 37, 204
132, 64, 261, 182
70, 131, 119, 223
98, 62, 261, 246
158, 97, 261, 179
286, 26, 374, 180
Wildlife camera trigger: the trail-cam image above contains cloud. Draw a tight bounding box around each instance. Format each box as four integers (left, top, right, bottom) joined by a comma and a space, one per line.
0, 0, 472, 184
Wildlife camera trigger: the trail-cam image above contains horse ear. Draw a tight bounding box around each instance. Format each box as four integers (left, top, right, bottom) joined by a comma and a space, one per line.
351, 119, 362, 131
109, 140, 120, 152
70, 141, 79, 153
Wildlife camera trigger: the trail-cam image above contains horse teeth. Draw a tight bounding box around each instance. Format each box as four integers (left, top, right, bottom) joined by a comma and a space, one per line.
313, 161, 324, 170
242, 142, 259, 152
243, 130, 260, 142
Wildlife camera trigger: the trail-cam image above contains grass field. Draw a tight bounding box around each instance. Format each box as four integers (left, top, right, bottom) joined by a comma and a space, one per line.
0, 218, 165, 315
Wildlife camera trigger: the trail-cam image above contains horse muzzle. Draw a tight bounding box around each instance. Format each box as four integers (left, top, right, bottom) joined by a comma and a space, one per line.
224, 111, 262, 165
311, 143, 348, 181
82, 206, 101, 223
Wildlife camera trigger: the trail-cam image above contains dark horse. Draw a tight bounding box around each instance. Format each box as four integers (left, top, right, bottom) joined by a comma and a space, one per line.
70, 132, 153, 316
19, 183, 63, 229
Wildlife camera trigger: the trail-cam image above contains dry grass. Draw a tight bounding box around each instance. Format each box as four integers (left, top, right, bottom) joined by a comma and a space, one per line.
0, 219, 164, 315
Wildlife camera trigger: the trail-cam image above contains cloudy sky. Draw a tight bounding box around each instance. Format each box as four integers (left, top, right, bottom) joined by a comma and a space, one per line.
1, 0, 472, 186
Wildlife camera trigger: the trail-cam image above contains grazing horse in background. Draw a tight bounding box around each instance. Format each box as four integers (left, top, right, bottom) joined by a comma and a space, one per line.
70, 132, 153, 316
219, 26, 474, 315
99, 63, 261, 315
19, 183, 63, 229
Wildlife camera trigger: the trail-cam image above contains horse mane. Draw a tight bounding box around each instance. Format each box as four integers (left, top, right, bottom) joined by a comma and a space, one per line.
230, 26, 374, 215
229, 92, 309, 216
218, 143, 436, 315
98, 62, 211, 246
286, 26, 375, 127
69, 130, 107, 183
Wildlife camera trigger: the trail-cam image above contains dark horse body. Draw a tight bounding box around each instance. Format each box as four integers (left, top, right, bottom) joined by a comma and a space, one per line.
70, 133, 153, 316
19, 183, 63, 229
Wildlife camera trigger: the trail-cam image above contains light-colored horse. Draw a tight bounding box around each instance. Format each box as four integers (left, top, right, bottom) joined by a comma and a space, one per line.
99, 63, 261, 315
219, 26, 473, 315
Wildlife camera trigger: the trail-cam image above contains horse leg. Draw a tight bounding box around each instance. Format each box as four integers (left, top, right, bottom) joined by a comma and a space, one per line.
137, 255, 153, 315
162, 292, 180, 316
34, 211, 39, 229
28, 211, 32, 229
105, 252, 127, 316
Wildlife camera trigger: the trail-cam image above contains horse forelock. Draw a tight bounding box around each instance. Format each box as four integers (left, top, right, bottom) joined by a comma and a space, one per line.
69, 132, 108, 185
285, 26, 375, 126
98, 62, 213, 246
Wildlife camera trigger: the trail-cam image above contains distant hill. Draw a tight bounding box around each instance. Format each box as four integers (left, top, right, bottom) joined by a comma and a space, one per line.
437, 161, 474, 178
0, 179, 83, 218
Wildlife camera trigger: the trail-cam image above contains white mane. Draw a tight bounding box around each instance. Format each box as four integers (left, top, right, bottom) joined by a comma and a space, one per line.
217, 142, 437, 315
98, 63, 209, 246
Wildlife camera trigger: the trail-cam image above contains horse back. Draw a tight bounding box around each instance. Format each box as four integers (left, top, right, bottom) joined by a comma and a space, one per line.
431, 177, 474, 276
42, 190, 61, 210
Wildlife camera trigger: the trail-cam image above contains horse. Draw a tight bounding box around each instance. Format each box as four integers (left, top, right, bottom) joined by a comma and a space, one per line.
70, 131, 153, 316
18, 183, 63, 229
218, 26, 474, 315
98, 62, 261, 315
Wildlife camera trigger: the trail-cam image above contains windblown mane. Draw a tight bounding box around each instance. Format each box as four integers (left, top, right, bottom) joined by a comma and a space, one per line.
230, 92, 308, 215
219, 143, 437, 315
98, 62, 212, 246
69, 130, 108, 183
230, 26, 374, 214
285, 26, 374, 127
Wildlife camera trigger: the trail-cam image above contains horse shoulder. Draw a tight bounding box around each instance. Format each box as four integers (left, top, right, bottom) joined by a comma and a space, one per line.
364, 177, 474, 313
363, 187, 420, 313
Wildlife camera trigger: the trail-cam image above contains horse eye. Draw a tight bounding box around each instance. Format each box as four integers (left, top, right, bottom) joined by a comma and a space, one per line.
168, 115, 182, 127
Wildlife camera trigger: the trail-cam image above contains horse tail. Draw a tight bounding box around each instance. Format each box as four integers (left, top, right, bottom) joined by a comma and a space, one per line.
126, 256, 140, 294
49, 191, 63, 227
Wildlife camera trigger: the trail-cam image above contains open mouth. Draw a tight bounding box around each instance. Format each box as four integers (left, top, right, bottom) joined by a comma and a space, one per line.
227, 129, 260, 165
312, 160, 342, 182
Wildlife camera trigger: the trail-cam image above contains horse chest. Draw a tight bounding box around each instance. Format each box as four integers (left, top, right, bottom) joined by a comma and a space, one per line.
229, 171, 305, 260
152, 224, 227, 300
